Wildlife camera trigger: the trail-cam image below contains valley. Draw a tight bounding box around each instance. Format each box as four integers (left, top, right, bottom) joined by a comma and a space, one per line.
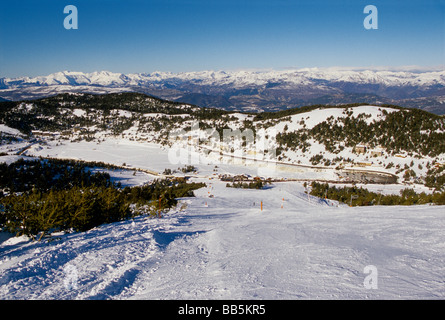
0, 92, 444, 300
1, 92, 443, 191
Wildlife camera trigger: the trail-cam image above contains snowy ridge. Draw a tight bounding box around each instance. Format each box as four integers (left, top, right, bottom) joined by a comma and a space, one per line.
3, 68, 445, 88
2, 68, 445, 115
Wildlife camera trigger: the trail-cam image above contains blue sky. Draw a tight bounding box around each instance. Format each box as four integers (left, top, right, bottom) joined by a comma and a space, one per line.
0, 0, 444, 77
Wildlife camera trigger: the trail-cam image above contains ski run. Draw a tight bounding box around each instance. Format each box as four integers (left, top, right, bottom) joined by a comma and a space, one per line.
0, 139, 444, 300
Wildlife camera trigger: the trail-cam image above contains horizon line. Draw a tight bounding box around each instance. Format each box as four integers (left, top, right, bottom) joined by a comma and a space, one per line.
2, 65, 445, 79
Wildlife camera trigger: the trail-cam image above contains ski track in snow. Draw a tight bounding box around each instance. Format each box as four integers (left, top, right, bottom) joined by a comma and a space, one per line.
1, 179, 444, 300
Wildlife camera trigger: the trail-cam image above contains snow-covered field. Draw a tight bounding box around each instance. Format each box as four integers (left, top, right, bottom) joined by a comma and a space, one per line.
1, 179, 444, 300
20, 138, 435, 194
0, 137, 444, 300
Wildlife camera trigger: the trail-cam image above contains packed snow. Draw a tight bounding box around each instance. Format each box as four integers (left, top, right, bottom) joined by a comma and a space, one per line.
0, 124, 25, 137
1, 178, 444, 299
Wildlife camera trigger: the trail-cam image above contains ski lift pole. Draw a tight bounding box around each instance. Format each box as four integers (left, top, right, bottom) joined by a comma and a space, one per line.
350, 195, 358, 207
377, 189, 383, 206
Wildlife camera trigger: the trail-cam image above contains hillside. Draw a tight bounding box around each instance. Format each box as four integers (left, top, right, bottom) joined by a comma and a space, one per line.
0, 92, 444, 190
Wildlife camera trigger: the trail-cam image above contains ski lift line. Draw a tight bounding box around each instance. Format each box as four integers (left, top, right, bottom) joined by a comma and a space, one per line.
350, 194, 359, 207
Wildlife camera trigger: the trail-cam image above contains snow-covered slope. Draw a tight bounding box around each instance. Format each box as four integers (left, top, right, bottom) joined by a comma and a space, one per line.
1, 110, 444, 300
1, 177, 444, 299
0, 124, 25, 137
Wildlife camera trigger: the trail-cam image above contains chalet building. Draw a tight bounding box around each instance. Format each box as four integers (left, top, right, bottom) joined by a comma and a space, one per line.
354, 144, 367, 154
370, 148, 385, 157
31, 130, 56, 137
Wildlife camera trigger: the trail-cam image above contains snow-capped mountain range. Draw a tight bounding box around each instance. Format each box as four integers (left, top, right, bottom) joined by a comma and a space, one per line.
1, 68, 445, 114
2, 68, 445, 87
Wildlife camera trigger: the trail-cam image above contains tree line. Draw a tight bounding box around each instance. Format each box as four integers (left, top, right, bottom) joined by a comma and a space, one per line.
310, 181, 445, 206
226, 180, 265, 189
0, 158, 205, 240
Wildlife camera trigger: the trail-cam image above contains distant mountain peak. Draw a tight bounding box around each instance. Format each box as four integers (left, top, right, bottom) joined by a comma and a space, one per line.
1, 68, 444, 115
3, 68, 445, 88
